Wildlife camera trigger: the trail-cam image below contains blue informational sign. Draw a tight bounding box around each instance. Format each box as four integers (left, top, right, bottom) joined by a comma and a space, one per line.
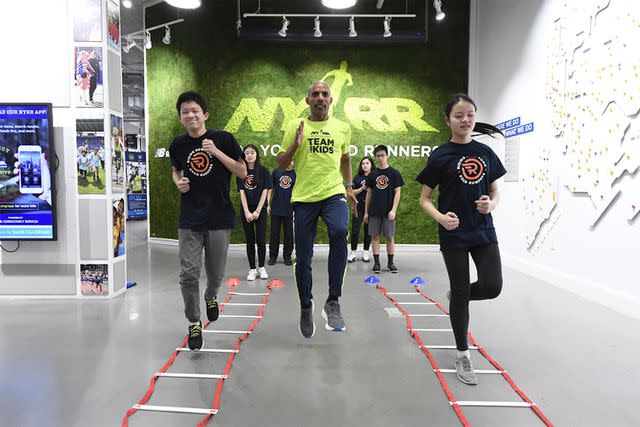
495, 117, 521, 131
127, 194, 147, 219
0, 104, 57, 240
504, 122, 534, 138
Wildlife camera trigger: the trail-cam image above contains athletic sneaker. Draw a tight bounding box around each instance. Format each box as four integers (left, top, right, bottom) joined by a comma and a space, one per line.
322, 300, 346, 331
258, 266, 269, 279
204, 294, 219, 321
347, 252, 357, 263
455, 355, 479, 385
362, 251, 370, 262
268, 257, 276, 266
372, 263, 381, 274
299, 300, 315, 338
388, 263, 398, 273
247, 269, 258, 281
187, 322, 203, 351
284, 257, 293, 266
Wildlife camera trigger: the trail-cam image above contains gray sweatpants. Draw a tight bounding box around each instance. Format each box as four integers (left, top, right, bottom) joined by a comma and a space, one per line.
178, 228, 231, 323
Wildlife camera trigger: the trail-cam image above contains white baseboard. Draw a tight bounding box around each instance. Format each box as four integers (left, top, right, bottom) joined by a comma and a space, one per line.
502, 252, 640, 320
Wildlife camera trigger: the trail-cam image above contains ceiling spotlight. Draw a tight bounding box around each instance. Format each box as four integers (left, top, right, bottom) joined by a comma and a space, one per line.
165, 0, 201, 9
144, 31, 152, 49
122, 39, 136, 53
314, 16, 322, 38
278, 16, 290, 38
321, 0, 357, 9
376, 0, 384, 8
348, 17, 357, 37
433, 0, 446, 21
122, 0, 133, 8
162, 26, 171, 44
383, 17, 391, 37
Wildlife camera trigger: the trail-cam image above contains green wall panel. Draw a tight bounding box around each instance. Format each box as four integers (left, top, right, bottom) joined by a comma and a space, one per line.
146, 2, 469, 244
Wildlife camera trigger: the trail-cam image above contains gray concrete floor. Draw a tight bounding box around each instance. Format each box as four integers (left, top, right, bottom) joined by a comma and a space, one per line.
0, 220, 638, 427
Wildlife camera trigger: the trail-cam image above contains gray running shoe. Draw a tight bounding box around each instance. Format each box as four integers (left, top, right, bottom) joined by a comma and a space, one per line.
455, 355, 479, 385
299, 300, 315, 338
322, 300, 346, 331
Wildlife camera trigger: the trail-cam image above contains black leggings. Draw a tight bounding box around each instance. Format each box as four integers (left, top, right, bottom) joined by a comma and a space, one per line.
441, 243, 503, 351
269, 215, 293, 260
350, 202, 371, 251
241, 208, 267, 269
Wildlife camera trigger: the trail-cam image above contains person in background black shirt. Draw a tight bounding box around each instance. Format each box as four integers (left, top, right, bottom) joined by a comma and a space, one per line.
267, 160, 296, 266
417, 93, 506, 386
169, 91, 247, 351
88, 51, 100, 103
238, 144, 272, 281
365, 145, 404, 274
348, 156, 375, 263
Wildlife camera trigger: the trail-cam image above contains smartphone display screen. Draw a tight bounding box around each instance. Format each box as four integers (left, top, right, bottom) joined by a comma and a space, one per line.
19, 147, 42, 190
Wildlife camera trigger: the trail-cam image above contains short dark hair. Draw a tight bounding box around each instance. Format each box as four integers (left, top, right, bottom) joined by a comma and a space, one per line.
176, 91, 208, 114
373, 144, 388, 155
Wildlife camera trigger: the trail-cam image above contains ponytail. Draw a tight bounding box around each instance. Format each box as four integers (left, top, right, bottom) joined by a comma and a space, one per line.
473, 122, 504, 138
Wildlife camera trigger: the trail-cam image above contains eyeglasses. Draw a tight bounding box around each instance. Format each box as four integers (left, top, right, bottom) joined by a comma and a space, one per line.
375, 153, 387, 158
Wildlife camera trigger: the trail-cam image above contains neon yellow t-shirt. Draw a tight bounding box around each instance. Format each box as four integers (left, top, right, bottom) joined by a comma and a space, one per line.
280, 116, 351, 203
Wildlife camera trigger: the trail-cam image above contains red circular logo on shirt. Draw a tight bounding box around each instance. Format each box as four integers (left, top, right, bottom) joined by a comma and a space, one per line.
244, 174, 257, 190
279, 175, 292, 189
376, 175, 389, 190
187, 149, 213, 176
457, 156, 486, 185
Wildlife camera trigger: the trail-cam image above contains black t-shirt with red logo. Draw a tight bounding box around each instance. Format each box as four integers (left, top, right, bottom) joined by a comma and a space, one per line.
169, 129, 243, 230
236, 165, 273, 210
366, 166, 405, 218
353, 173, 370, 205
270, 169, 296, 217
416, 140, 507, 249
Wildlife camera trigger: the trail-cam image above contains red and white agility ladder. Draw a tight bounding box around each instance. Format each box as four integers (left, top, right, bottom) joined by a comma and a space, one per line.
378, 285, 554, 427
121, 279, 274, 426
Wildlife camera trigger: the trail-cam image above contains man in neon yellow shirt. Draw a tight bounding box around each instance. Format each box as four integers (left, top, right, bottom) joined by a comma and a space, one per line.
277, 81, 357, 338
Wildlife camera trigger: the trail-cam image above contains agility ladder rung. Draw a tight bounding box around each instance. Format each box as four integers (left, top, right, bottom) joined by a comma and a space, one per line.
420, 345, 478, 350
397, 302, 437, 305
229, 292, 269, 296
413, 328, 452, 332
387, 292, 422, 295
407, 314, 449, 317
156, 372, 227, 379
203, 329, 251, 335
219, 314, 263, 319
453, 401, 533, 408
133, 404, 218, 415
222, 302, 265, 306
176, 347, 238, 353
437, 369, 504, 374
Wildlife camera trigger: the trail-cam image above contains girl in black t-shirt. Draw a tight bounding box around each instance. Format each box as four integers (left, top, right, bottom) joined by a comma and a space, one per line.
238, 144, 273, 281
349, 156, 375, 263
417, 94, 507, 387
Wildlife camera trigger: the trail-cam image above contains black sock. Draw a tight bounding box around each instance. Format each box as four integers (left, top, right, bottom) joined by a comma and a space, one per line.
326, 295, 339, 304
388, 254, 394, 265
374, 254, 380, 264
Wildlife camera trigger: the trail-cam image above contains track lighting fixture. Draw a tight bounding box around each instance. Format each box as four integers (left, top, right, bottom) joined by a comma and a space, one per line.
144, 31, 152, 49
314, 16, 322, 38
122, 39, 136, 53
433, 0, 445, 21
165, 0, 201, 9
383, 16, 391, 37
348, 17, 357, 37
278, 16, 289, 38
162, 26, 171, 44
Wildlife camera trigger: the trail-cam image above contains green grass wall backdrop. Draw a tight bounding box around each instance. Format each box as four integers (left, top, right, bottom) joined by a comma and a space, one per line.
146, 2, 469, 244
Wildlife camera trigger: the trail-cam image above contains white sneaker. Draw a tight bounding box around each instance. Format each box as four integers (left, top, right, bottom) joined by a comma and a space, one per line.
247, 269, 258, 281
347, 252, 357, 263
362, 251, 370, 262
258, 266, 269, 279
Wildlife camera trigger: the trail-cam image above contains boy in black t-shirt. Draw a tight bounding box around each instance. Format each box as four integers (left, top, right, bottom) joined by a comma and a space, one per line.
365, 145, 405, 274
267, 160, 296, 266
168, 91, 247, 351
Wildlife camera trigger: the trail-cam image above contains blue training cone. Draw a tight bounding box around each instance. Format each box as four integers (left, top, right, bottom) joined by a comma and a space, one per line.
126, 282, 137, 289
364, 275, 381, 285
409, 276, 426, 286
